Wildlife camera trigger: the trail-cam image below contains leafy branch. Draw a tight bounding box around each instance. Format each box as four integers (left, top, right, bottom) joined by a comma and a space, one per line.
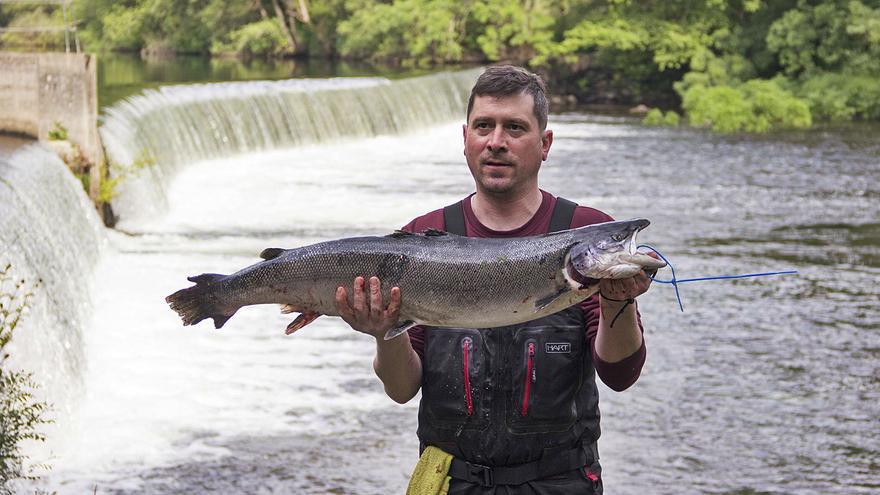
0, 264, 51, 492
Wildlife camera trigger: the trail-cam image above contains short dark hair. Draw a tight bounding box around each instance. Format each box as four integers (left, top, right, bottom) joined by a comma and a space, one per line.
466, 65, 549, 130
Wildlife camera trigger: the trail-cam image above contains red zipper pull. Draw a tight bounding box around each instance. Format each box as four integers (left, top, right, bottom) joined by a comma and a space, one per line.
521, 342, 536, 416
462, 338, 473, 416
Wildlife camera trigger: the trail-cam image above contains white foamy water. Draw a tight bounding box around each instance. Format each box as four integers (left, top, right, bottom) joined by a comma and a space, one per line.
44, 123, 472, 493
100, 70, 479, 224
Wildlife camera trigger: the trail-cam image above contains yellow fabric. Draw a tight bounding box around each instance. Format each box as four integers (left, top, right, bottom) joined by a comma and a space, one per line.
406, 445, 453, 495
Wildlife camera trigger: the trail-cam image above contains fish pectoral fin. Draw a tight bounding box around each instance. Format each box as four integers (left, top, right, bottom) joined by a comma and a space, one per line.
260, 248, 285, 260
384, 320, 418, 341
280, 304, 299, 314
285, 311, 321, 335
533, 288, 568, 313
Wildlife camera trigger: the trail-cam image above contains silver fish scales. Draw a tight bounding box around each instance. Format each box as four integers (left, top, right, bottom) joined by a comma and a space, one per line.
165, 219, 666, 338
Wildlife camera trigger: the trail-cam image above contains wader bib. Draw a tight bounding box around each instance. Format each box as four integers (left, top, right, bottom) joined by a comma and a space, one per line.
416, 198, 603, 494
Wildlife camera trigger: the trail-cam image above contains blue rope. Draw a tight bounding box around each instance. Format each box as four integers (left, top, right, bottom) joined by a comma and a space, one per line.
636, 243, 799, 312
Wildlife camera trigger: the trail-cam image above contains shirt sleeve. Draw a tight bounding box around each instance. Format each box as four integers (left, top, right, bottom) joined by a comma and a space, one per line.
582, 295, 645, 391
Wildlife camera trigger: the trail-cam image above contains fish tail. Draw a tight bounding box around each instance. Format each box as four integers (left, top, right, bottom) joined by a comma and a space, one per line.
165, 273, 237, 329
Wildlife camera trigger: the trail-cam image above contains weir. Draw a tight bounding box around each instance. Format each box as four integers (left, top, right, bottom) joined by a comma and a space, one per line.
0, 144, 105, 415
100, 69, 480, 224
0, 68, 475, 486
0, 69, 478, 427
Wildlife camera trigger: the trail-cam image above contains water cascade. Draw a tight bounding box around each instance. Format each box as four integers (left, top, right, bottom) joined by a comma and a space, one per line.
100, 69, 481, 224
0, 144, 105, 415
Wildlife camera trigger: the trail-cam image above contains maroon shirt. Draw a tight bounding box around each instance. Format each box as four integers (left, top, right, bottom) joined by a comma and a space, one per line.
402, 190, 646, 392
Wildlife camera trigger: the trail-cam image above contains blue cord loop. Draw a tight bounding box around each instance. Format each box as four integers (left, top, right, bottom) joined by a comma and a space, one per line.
636, 244, 799, 312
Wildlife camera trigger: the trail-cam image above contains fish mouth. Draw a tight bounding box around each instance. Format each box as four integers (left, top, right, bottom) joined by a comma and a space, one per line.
619, 221, 666, 270
567, 218, 666, 282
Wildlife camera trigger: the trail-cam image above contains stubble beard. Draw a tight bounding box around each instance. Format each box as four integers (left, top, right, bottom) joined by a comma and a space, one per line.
475, 163, 518, 196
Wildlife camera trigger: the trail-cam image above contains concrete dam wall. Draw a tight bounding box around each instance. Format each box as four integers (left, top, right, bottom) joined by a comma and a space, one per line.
0, 52, 102, 175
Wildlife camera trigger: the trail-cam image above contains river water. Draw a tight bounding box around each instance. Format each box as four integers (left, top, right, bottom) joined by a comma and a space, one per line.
3, 70, 877, 494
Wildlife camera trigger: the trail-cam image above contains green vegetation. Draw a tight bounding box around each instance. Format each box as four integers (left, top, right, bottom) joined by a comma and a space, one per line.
46, 122, 68, 141
101, 149, 157, 204
2, 0, 879, 131
0, 265, 50, 492
643, 108, 680, 127
679, 79, 812, 132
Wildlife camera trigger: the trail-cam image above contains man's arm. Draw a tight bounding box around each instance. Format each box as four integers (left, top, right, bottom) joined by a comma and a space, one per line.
335, 276, 422, 404
594, 270, 653, 363
570, 206, 655, 390
585, 263, 657, 391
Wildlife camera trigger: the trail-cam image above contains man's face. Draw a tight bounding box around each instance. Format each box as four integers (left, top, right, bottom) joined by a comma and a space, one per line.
463, 92, 552, 197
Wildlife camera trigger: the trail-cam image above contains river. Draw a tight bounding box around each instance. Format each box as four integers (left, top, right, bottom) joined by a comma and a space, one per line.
2, 63, 877, 494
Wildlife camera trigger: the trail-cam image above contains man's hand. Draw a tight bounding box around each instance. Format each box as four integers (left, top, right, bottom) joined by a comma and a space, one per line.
335, 276, 401, 340
337, 276, 421, 403
599, 252, 661, 303
598, 270, 653, 303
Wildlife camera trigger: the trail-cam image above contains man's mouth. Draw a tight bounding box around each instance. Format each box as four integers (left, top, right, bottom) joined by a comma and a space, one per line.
483, 160, 511, 167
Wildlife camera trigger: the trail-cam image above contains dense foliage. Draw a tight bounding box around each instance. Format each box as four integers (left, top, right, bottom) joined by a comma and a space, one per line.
0, 265, 50, 491
2, 0, 879, 131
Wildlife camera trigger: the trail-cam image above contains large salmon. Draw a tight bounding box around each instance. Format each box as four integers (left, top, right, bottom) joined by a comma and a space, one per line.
165, 219, 665, 339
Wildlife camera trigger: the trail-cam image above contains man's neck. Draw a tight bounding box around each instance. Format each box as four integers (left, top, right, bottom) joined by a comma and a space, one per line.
471, 188, 544, 231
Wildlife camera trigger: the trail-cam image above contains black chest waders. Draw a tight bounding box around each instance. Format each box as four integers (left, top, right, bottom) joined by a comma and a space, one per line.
416, 197, 604, 494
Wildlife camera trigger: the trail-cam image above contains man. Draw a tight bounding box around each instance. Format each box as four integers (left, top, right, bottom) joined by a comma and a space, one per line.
335, 65, 654, 494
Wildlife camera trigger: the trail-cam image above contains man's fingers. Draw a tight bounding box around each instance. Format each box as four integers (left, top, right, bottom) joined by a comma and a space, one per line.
601, 276, 646, 300
335, 286, 353, 320
369, 277, 383, 318
385, 286, 401, 319
352, 276, 366, 311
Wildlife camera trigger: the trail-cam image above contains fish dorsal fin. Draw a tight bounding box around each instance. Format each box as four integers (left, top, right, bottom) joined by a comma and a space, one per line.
388, 229, 448, 239
186, 273, 225, 285
260, 248, 285, 260
533, 287, 568, 313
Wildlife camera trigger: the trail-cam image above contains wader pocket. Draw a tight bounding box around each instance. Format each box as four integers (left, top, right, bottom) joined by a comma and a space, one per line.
421, 329, 489, 430
508, 325, 584, 432
583, 460, 603, 494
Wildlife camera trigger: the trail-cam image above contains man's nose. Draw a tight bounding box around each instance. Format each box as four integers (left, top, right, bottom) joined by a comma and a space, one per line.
486, 127, 506, 152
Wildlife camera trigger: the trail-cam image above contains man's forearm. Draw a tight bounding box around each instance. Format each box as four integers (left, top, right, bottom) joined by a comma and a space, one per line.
373, 333, 422, 404
595, 300, 643, 363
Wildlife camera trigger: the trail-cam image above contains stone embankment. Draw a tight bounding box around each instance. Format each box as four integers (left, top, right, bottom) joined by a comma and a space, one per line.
0, 51, 106, 213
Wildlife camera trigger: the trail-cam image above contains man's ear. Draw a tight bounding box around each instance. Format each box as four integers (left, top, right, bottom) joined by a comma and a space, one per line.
462, 123, 468, 155
541, 129, 553, 161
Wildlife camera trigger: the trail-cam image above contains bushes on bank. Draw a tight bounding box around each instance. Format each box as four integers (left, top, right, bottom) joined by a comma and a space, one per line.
0, 265, 50, 491
4, 0, 880, 131
680, 79, 812, 133
216, 19, 292, 58
642, 108, 680, 126
793, 73, 880, 121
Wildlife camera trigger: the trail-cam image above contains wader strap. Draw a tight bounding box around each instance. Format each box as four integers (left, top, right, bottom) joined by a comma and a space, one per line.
447, 443, 594, 487
548, 196, 577, 233
443, 196, 578, 237
443, 201, 467, 236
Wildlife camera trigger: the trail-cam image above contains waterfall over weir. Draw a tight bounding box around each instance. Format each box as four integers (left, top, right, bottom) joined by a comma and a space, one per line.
100, 69, 481, 225
0, 144, 105, 416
